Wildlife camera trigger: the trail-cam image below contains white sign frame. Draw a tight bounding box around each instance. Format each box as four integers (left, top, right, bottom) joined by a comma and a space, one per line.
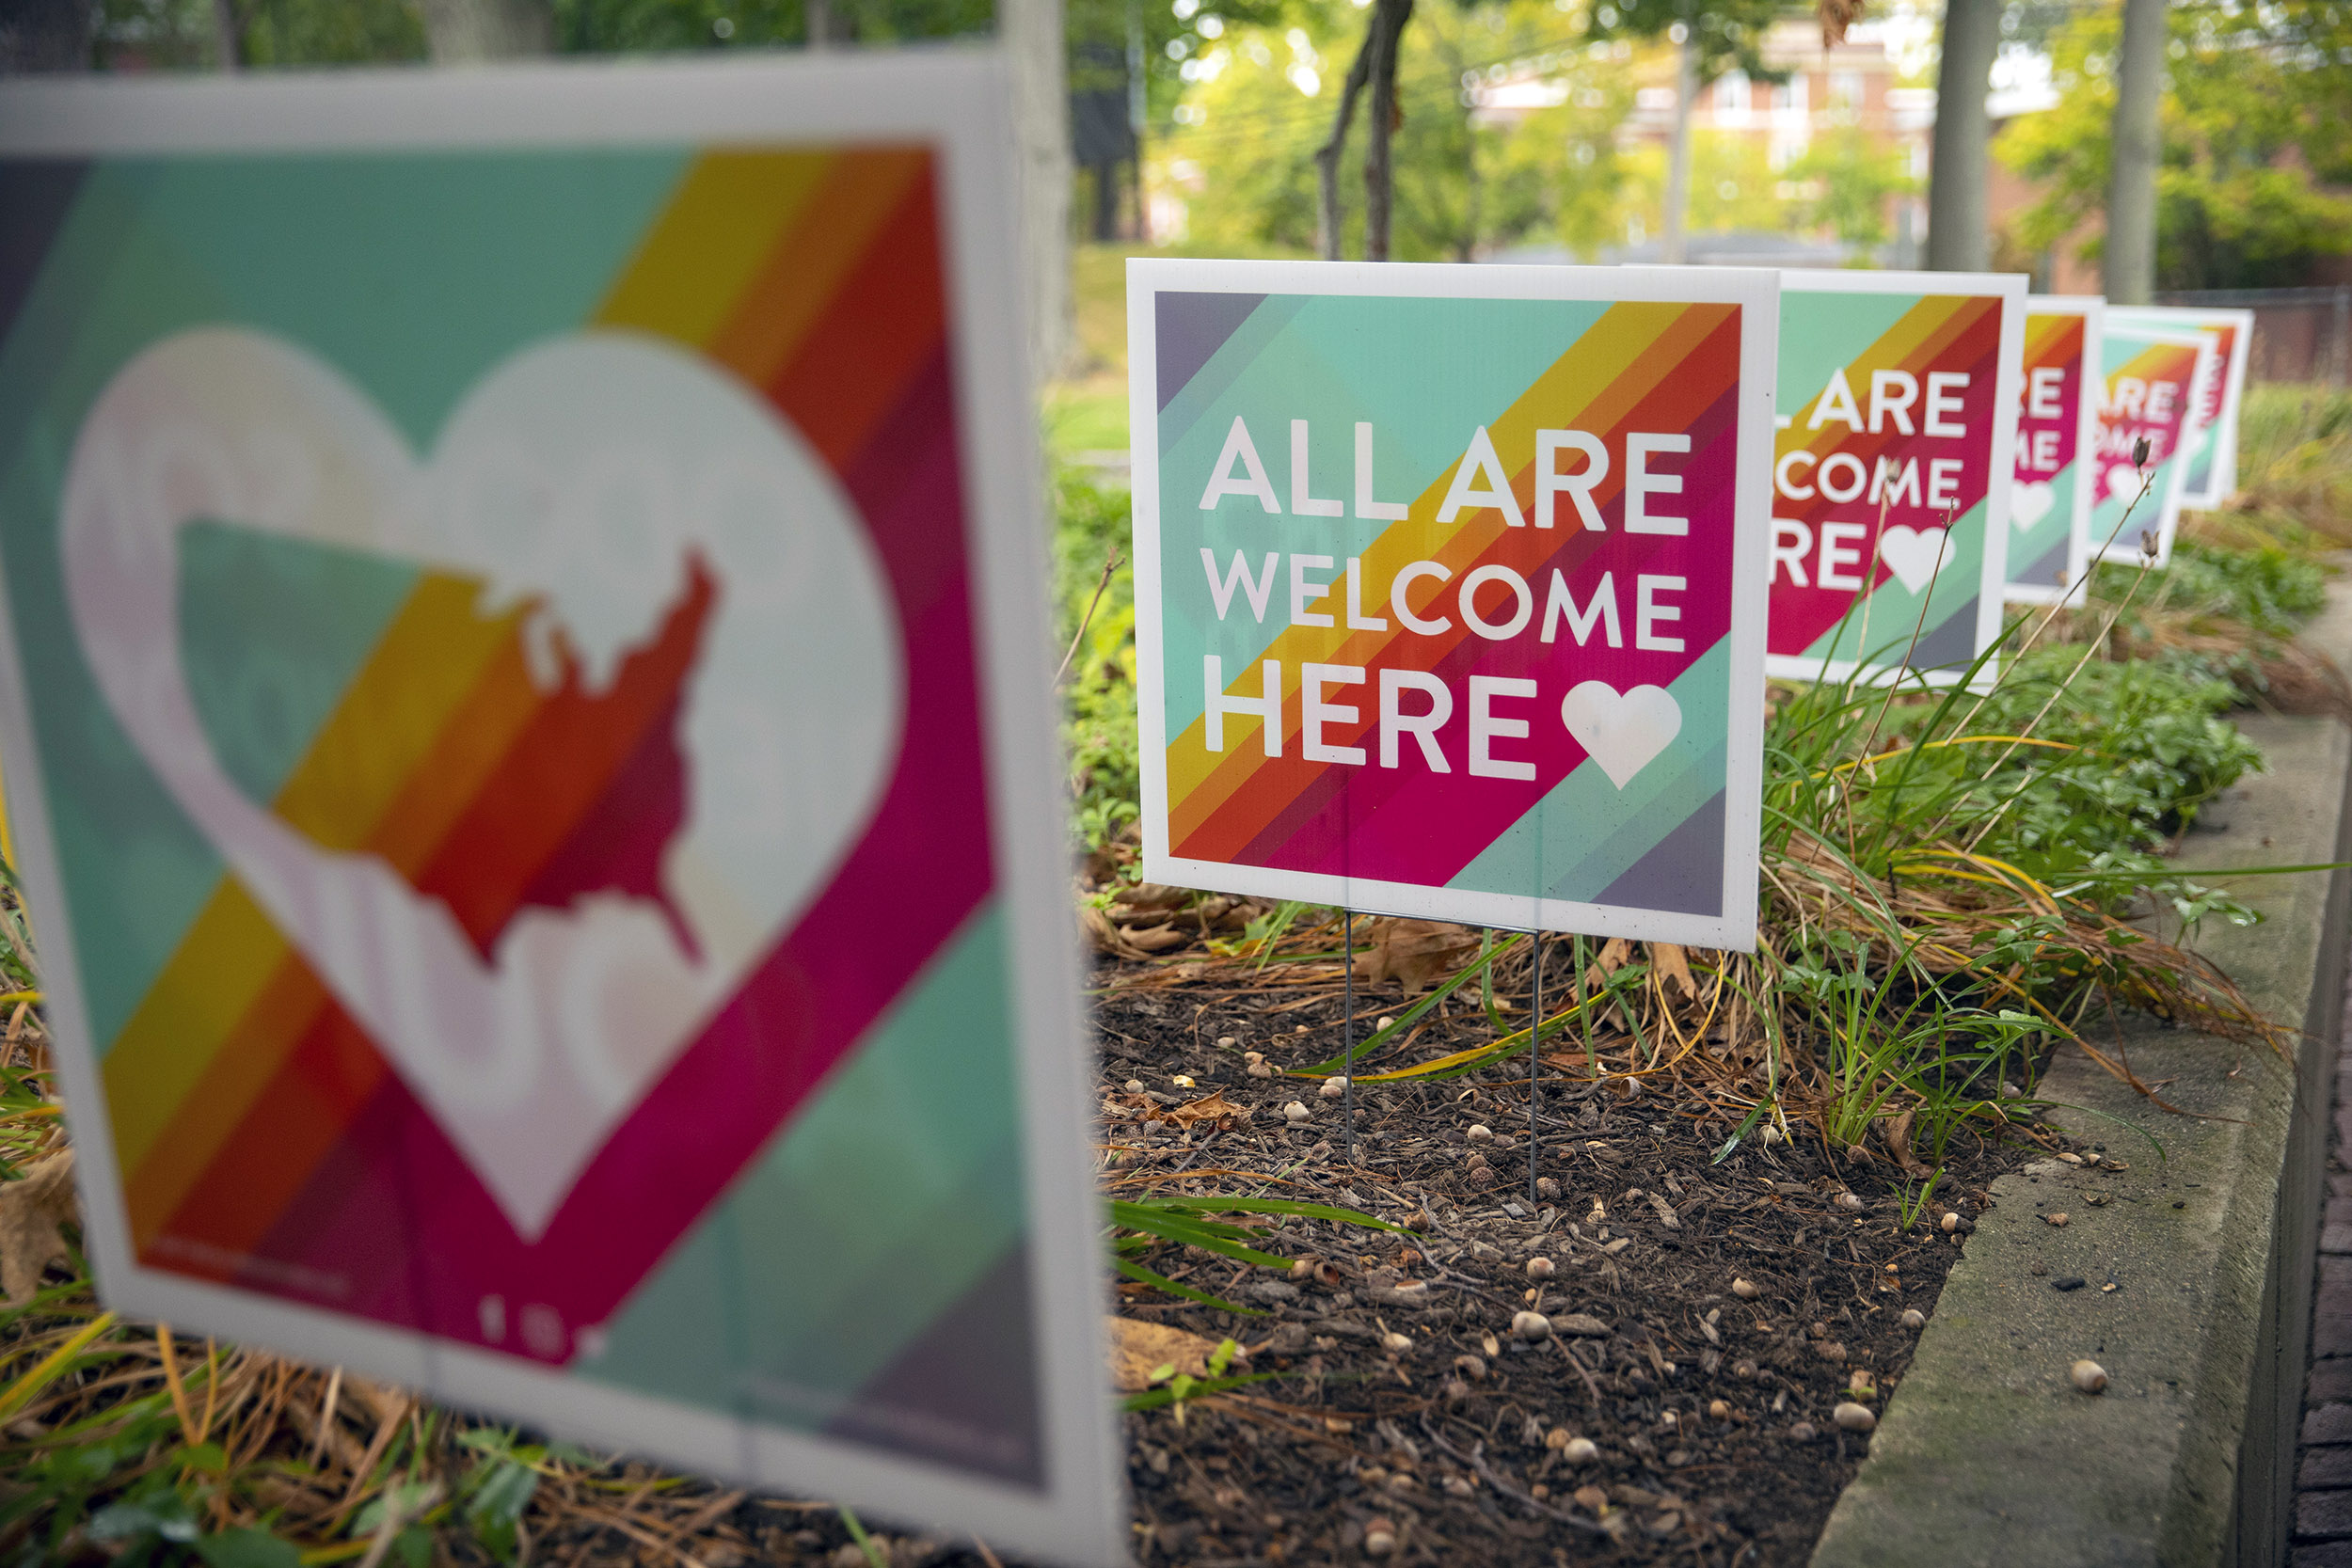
2106, 304, 2256, 509
0, 53, 1126, 1568
1129, 257, 1780, 951
1767, 268, 2027, 689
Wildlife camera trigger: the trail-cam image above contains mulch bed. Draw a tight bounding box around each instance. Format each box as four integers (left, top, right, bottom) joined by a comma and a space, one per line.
1069, 946, 2039, 1568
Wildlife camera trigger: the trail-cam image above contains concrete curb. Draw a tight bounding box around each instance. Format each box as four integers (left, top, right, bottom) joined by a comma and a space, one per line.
1812, 598, 2352, 1568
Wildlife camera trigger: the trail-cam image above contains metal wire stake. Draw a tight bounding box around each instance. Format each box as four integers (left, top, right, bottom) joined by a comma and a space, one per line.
1529, 929, 1543, 1206
1342, 909, 1356, 1164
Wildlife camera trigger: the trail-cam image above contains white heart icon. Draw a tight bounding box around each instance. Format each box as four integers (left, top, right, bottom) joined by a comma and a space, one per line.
61, 328, 904, 1238
2106, 464, 2142, 504
1876, 525, 1950, 594
1560, 681, 1682, 789
2010, 479, 2056, 531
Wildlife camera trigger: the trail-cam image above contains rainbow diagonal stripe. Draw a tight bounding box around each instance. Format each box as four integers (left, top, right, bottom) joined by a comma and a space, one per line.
2005, 308, 2090, 596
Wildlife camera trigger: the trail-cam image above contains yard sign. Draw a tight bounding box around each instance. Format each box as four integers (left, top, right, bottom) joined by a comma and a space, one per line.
1768, 270, 2026, 684
1129, 260, 1779, 951
2090, 318, 2217, 567
2003, 295, 2104, 606
0, 57, 1124, 1565
2107, 305, 2255, 510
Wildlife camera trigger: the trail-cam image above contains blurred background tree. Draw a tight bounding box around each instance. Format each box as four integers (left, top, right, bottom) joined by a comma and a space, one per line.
1996, 0, 2352, 291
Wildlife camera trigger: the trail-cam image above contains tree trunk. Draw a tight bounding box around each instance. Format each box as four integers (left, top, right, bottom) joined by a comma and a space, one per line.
2104, 0, 2163, 303
1661, 29, 1696, 264
212, 0, 244, 70
806, 0, 835, 48
1313, 9, 1379, 261
417, 0, 553, 60
1361, 0, 1412, 261
1003, 0, 1074, 380
0, 0, 93, 70
1924, 0, 1996, 270
1127, 0, 1149, 243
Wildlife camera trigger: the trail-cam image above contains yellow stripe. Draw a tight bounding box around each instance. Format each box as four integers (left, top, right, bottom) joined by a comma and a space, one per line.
270, 576, 524, 850
595, 151, 834, 347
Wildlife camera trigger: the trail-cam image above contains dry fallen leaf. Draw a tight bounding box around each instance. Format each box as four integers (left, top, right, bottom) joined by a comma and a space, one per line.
0, 1148, 77, 1303
1106, 1316, 1238, 1392
1165, 1090, 1247, 1130
1584, 936, 1632, 990
1648, 942, 1698, 1001
1354, 918, 1479, 994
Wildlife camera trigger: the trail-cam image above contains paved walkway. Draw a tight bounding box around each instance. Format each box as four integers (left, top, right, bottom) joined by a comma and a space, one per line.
2297, 962, 2352, 1561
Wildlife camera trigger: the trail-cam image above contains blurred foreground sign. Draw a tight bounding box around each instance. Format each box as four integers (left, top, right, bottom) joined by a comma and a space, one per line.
1767, 271, 2026, 685
0, 57, 1122, 1565
1128, 261, 1778, 950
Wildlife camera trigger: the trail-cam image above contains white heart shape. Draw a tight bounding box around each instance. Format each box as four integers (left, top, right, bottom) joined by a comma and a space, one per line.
1560, 681, 1682, 789
61, 328, 904, 1238
2106, 463, 2142, 504
1876, 525, 1950, 594
2010, 479, 2056, 532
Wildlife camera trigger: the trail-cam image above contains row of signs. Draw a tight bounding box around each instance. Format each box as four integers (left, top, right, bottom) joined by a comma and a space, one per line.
1131, 261, 2253, 954
0, 54, 2263, 1568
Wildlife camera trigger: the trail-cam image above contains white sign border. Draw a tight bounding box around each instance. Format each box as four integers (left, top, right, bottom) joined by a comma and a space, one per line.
1765, 268, 2028, 689
0, 51, 1127, 1568
1128, 257, 1780, 953
2003, 293, 2106, 609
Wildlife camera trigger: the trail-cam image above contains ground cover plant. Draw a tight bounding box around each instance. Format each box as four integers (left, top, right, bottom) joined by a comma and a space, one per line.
0, 442, 2337, 1566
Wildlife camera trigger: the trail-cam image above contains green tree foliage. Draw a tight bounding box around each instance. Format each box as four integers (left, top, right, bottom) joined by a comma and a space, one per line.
1995, 0, 2352, 290
1167, 0, 1629, 259
1581, 0, 1781, 88
1789, 122, 1915, 248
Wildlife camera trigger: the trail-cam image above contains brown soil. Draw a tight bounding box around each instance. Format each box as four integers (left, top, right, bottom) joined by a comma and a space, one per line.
1063, 952, 2041, 1568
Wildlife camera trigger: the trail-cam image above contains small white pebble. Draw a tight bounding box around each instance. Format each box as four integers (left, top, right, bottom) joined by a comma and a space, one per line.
1283, 1101, 1312, 1122
1363, 1525, 1396, 1558
1940, 1212, 1960, 1233
1376, 1015, 1395, 1029
1901, 1308, 1927, 1329
1248, 1063, 1274, 1078
1125, 1079, 1146, 1093
1544, 1427, 1572, 1451
1172, 1074, 1194, 1088
1835, 1192, 1865, 1212
1290, 1259, 1313, 1279
1832, 1402, 1877, 1433
1454, 1354, 1487, 1381
1731, 1277, 1760, 1300
1218, 1036, 1237, 1048
1708, 1400, 1730, 1421
1467, 1124, 1494, 1144
2071, 1359, 2108, 1394
1512, 1310, 1552, 1342
1295, 1023, 1310, 1034
1382, 1331, 1413, 1354
1759, 1124, 1783, 1146
1321, 1076, 1347, 1100
1525, 1257, 1556, 1280
1561, 1436, 1598, 1465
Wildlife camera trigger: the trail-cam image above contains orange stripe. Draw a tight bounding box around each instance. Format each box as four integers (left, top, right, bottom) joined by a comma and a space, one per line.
151, 1003, 390, 1267
766, 163, 946, 468
705, 150, 928, 388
